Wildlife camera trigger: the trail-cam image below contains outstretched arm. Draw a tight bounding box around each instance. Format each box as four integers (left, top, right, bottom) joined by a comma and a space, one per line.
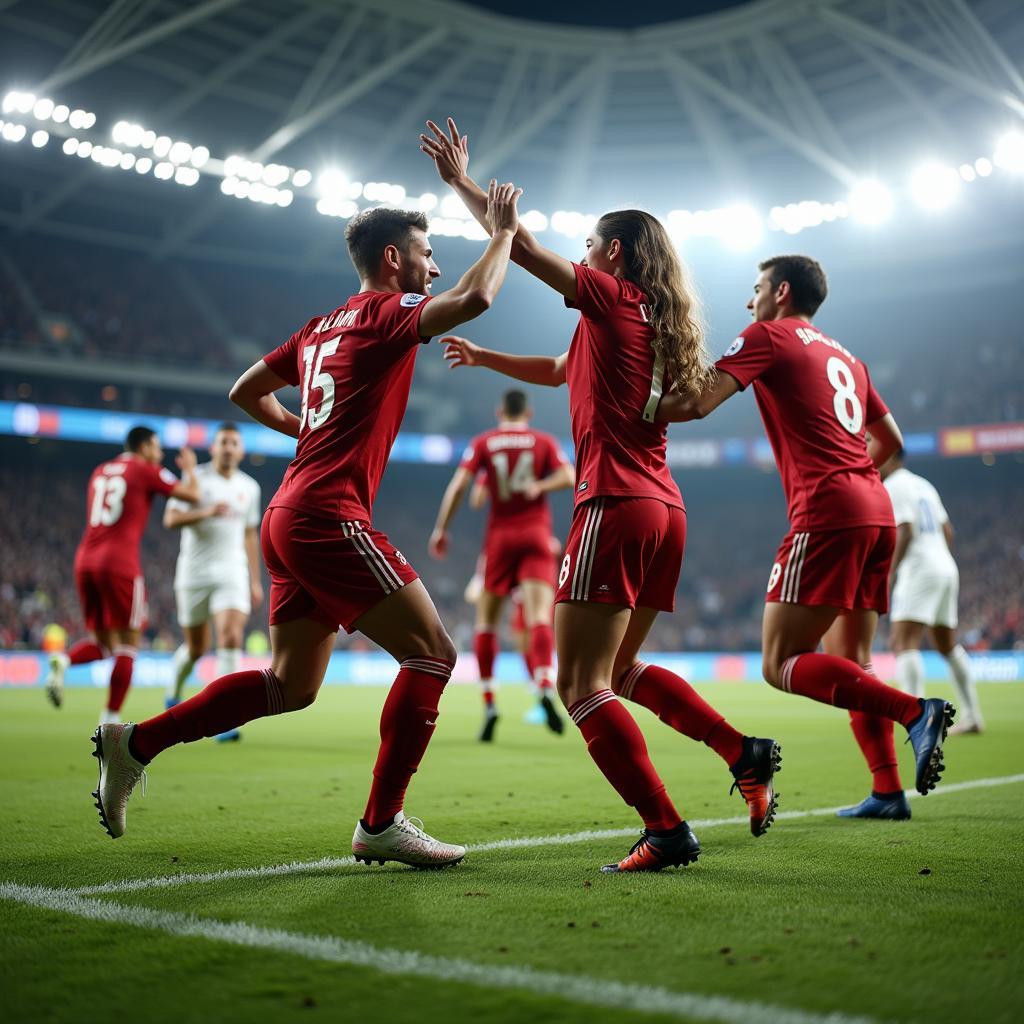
429, 466, 473, 559
441, 335, 567, 387
657, 372, 740, 423
420, 117, 578, 302
229, 361, 301, 438
418, 180, 522, 337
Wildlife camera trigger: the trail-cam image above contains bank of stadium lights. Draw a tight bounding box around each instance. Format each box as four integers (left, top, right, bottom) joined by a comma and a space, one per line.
112, 122, 209, 169
3, 90, 91, 129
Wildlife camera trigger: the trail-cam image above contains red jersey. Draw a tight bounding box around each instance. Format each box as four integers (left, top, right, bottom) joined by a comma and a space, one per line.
716, 317, 893, 531
459, 423, 568, 534
74, 453, 179, 577
564, 264, 683, 510
263, 290, 433, 523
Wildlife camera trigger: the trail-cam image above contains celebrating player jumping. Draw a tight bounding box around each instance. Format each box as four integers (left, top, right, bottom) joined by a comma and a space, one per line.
46, 427, 199, 722
422, 117, 781, 872
658, 255, 955, 821
429, 388, 573, 740
164, 422, 263, 743
90, 183, 524, 867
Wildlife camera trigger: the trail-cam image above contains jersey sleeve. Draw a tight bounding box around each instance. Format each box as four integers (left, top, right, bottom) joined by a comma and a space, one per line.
927, 482, 950, 525
459, 438, 484, 474
148, 463, 179, 498
864, 367, 889, 424
377, 293, 434, 346
263, 323, 309, 386
885, 476, 916, 527
714, 322, 775, 389
565, 264, 623, 317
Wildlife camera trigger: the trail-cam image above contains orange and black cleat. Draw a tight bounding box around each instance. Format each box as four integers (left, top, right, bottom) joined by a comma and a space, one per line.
729, 737, 782, 836
600, 821, 701, 873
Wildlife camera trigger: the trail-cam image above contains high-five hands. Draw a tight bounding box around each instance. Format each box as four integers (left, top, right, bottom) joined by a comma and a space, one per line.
485, 178, 522, 236
420, 117, 469, 184
440, 335, 482, 370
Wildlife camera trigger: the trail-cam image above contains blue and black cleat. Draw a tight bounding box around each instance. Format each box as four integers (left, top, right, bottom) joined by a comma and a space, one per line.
906, 698, 955, 795
215, 729, 242, 743
837, 792, 911, 820
164, 696, 180, 710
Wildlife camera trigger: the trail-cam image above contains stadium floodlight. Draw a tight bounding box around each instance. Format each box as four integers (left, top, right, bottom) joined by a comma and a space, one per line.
717, 204, 763, 250
1, 91, 17, 113
174, 166, 199, 186
30, 129, 48, 148
68, 108, 89, 130
83, 112, 96, 128
440, 193, 469, 218
169, 141, 192, 165
993, 131, 1024, 173
14, 92, 35, 114
152, 135, 172, 158
291, 168, 312, 188
190, 145, 209, 168
1, 121, 26, 142
62, 137, 78, 155
910, 162, 960, 210
154, 161, 173, 180
141, 129, 155, 149
521, 209, 548, 232
32, 98, 54, 121
262, 163, 289, 187
959, 163, 977, 182
221, 176, 238, 195
276, 190, 293, 208
317, 167, 349, 198
134, 156, 152, 174
848, 179, 894, 225
120, 152, 135, 170
51, 104, 69, 124
417, 192, 438, 212
76, 139, 92, 157
974, 156, 993, 177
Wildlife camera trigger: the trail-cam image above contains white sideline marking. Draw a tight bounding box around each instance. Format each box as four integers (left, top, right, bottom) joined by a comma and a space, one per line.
67, 773, 1024, 898
0, 882, 879, 1024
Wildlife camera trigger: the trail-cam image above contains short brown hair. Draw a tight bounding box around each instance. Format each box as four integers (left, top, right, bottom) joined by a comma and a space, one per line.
759, 255, 828, 316
345, 207, 429, 279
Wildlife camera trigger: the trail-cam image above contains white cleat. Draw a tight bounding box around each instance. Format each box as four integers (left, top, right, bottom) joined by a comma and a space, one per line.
91, 724, 146, 839
948, 719, 983, 736
45, 653, 69, 709
352, 812, 465, 869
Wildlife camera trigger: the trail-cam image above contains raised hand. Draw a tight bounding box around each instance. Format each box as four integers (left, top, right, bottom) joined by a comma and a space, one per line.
176, 446, 197, 472
419, 117, 469, 183
440, 335, 482, 369
428, 528, 449, 559
485, 179, 522, 236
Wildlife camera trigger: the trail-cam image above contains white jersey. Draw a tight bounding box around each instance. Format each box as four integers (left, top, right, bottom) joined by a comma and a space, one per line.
170, 464, 261, 589
884, 467, 956, 579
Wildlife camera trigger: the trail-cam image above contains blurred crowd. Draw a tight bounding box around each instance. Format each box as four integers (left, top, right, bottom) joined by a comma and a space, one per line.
2, 451, 1020, 656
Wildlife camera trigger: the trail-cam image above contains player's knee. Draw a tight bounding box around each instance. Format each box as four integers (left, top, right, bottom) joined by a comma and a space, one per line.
609, 659, 633, 695
187, 640, 207, 661
281, 686, 318, 713
762, 655, 783, 689
406, 623, 457, 669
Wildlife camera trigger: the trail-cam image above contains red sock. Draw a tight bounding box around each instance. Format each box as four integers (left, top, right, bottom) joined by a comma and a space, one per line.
781, 653, 921, 726
106, 645, 135, 712
528, 623, 555, 690
617, 662, 744, 767
130, 668, 284, 762
474, 629, 497, 681
521, 648, 536, 682
68, 639, 108, 664
568, 690, 681, 831
848, 662, 902, 793
363, 657, 451, 828
481, 683, 496, 708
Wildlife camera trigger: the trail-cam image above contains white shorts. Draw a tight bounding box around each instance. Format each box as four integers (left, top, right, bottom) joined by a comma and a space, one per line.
890, 569, 959, 628
175, 577, 251, 628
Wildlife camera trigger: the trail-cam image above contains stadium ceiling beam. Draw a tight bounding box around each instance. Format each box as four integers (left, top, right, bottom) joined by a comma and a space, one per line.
943, 0, 1024, 100
474, 48, 533, 159
552, 58, 612, 209
153, 27, 448, 259
663, 58, 750, 195
469, 56, 607, 182
33, 0, 245, 94
817, 7, 1024, 119
660, 50, 858, 186
51, 0, 140, 76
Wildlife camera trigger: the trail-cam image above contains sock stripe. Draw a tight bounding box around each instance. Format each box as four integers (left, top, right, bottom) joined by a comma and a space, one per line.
571, 500, 603, 601
400, 658, 453, 681
112, 645, 137, 659
261, 668, 284, 716
619, 661, 648, 701
569, 688, 616, 725
779, 654, 802, 694
781, 533, 808, 603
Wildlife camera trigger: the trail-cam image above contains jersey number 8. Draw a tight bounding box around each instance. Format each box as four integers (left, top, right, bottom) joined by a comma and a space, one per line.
825, 356, 863, 434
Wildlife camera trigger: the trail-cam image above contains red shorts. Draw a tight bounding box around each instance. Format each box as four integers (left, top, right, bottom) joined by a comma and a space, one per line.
75, 570, 147, 632
555, 497, 685, 612
262, 506, 418, 633
482, 526, 557, 596
766, 525, 895, 612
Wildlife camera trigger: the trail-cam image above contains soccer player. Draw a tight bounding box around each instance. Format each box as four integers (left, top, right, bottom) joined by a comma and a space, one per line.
881, 450, 982, 734
45, 427, 200, 721
429, 388, 573, 740
657, 255, 955, 822
422, 117, 780, 872
90, 185, 524, 868
164, 423, 264, 743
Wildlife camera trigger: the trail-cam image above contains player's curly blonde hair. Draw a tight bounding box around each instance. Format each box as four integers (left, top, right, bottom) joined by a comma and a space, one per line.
595, 210, 713, 399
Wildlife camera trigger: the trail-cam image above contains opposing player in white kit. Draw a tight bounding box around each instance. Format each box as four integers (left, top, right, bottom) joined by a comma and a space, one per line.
164, 423, 263, 741
881, 450, 983, 734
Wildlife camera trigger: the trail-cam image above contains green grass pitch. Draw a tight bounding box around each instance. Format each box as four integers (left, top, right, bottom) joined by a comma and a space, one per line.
1, 681, 1022, 1024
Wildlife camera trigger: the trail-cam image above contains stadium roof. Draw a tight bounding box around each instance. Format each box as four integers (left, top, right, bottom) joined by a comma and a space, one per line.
0, 0, 1022, 268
